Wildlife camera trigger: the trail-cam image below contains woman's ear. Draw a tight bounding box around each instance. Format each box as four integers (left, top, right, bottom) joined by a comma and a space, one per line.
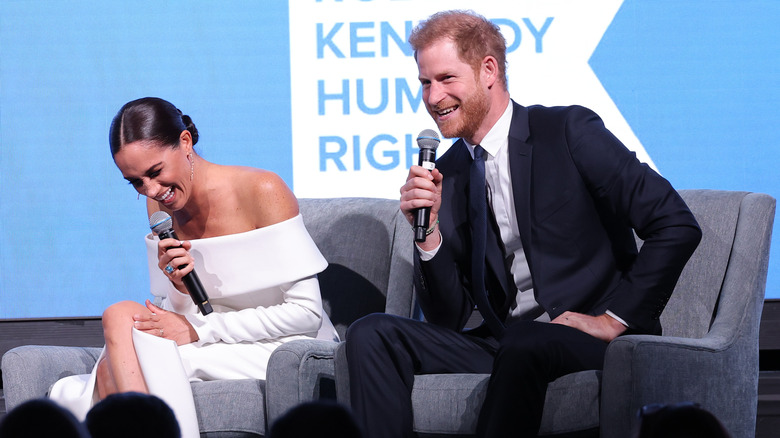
179, 129, 193, 152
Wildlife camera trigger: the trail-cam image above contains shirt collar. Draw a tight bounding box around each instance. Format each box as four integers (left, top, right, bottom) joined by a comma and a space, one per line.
466, 100, 513, 159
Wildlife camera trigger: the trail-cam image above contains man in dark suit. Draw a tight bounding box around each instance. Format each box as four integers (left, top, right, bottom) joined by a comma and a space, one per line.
345, 10, 702, 438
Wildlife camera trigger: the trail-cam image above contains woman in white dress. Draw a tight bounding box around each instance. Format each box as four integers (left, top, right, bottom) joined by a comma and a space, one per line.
50, 97, 337, 437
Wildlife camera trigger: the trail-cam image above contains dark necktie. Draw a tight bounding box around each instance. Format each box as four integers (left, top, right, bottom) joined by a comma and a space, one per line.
470, 145, 505, 337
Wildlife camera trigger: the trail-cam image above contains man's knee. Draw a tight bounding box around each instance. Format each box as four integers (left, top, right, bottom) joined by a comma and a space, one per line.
345, 313, 411, 358
497, 321, 606, 377
498, 321, 560, 360
347, 313, 398, 343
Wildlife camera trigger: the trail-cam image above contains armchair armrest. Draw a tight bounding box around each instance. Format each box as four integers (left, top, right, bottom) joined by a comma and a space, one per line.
265, 339, 340, 425
1, 345, 102, 411
600, 332, 757, 438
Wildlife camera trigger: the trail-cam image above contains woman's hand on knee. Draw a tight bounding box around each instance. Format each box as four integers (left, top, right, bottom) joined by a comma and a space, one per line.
133, 300, 200, 346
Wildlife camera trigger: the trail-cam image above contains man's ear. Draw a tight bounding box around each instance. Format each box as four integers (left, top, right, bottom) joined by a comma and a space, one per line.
482, 55, 499, 88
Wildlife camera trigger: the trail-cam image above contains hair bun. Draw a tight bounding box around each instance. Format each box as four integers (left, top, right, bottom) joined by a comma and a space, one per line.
181, 114, 199, 145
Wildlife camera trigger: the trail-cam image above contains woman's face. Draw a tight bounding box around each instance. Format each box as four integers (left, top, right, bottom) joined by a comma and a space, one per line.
113, 134, 192, 210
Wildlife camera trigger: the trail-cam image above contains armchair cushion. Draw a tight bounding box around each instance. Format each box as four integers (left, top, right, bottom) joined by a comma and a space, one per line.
1, 346, 102, 411
2, 346, 268, 437
410, 371, 601, 436
191, 380, 265, 437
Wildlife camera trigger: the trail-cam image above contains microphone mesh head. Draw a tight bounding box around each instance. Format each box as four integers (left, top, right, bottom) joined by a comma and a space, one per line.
417, 129, 440, 150
149, 211, 173, 234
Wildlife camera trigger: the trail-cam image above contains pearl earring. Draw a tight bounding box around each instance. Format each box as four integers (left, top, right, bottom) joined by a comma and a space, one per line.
189, 153, 194, 181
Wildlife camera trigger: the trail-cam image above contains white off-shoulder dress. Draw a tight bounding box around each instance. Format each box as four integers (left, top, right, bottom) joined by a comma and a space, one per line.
49, 215, 338, 438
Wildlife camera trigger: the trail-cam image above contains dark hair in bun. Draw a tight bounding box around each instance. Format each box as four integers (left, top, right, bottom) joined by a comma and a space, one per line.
109, 97, 198, 157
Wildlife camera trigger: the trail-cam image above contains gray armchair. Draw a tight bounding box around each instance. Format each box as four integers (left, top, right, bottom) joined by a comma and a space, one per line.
1, 197, 415, 437
335, 189, 775, 438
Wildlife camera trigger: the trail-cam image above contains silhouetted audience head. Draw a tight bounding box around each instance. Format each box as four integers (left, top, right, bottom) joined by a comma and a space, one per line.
635, 402, 731, 438
85, 392, 180, 438
0, 398, 89, 438
269, 399, 362, 438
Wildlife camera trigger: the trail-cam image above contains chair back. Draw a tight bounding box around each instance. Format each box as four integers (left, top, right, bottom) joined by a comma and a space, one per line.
660, 190, 774, 339
299, 198, 415, 339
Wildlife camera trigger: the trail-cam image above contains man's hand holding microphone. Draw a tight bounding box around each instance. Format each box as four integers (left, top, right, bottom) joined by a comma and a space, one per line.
400, 130, 442, 251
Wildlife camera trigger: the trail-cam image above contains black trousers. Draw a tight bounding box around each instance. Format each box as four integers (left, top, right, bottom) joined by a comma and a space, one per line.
345, 314, 608, 438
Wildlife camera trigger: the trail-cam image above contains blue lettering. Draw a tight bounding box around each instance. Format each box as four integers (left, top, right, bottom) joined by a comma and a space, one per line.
350, 22, 375, 58
491, 17, 554, 54
316, 18, 551, 58
491, 18, 522, 53
318, 79, 350, 115
352, 135, 361, 170
357, 79, 388, 114
319, 136, 348, 171
315, 21, 414, 59
319, 133, 440, 171
522, 17, 554, 53
366, 134, 399, 170
319, 78, 421, 116
380, 21, 413, 57
405, 134, 417, 169
317, 23, 345, 58
395, 78, 422, 113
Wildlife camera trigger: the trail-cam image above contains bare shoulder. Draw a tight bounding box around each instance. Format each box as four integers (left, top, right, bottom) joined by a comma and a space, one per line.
228, 166, 299, 228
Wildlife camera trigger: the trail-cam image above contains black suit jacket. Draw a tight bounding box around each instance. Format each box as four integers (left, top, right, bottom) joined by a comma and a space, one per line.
415, 102, 701, 336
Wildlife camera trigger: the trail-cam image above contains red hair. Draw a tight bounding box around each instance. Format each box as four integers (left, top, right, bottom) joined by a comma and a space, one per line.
409, 10, 508, 90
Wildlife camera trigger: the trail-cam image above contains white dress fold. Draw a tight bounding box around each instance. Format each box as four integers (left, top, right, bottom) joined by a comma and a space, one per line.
50, 214, 338, 438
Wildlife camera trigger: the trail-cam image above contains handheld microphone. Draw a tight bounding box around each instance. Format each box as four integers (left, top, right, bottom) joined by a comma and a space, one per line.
149, 211, 213, 315
414, 129, 441, 242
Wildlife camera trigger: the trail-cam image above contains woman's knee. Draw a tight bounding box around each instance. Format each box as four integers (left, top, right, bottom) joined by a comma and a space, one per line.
102, 301, 145, 334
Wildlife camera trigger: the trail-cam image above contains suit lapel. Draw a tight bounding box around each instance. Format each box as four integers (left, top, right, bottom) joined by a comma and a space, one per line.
507, 102, 534, 271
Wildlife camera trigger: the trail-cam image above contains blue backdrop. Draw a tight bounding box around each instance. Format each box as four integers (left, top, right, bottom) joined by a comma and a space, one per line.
1, 0, 778, 318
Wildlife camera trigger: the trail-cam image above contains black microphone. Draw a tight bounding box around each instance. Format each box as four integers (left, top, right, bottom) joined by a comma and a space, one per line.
414, 129, 441, 242
149, 211, 213, 315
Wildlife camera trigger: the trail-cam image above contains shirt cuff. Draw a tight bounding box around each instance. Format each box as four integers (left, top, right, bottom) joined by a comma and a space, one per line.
606, 310, 629, 328
184, 313, 213, 346
416, 230, 442, 261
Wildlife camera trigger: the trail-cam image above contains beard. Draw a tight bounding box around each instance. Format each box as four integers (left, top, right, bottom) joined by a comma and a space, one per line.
430, 86, 490, 141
